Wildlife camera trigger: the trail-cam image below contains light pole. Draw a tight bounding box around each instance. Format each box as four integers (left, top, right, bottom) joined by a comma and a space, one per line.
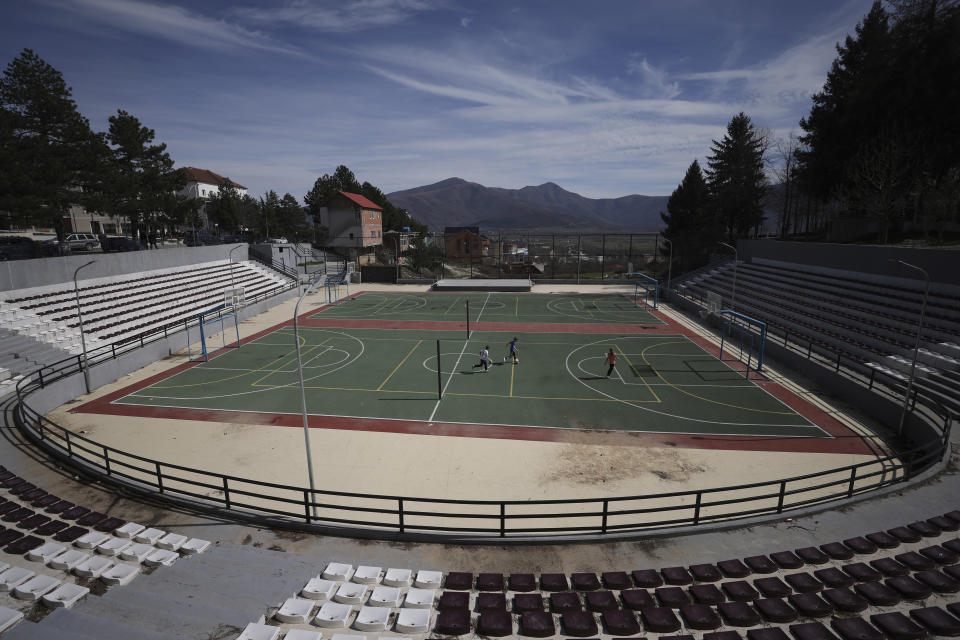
889, 259, 930, 437
719, 241, 738, 311
662, 237, 673, 298
228, 244, 243, 301
294, 272, 326, 519
73, 260, 96, 394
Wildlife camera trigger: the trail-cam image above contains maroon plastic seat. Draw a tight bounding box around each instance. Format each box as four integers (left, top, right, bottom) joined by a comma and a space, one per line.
944, 538, 960, 554
841, 562, 881, 582
854, 581, 900, 606
639, 606, 681, 633
476, 572, 504, 591
946, 511, 960, 524
705, 632, 742, 640
477, 609, 512, 637
819, 542, 854, 561
795, 547, 829, 564
790, 621, 841, 640
813, 567, 854, 588
76, 510, 107, 527
540, 573, 568, 591
33, 520, 67, 536
4, 535, 42, 555
586, 590, 618, 612
443, 572, 472, 591
927, 516, 958, 532
680, 603, 721, 630
0, 504, 18, 516
914, 569, 959, 593
631, 569, 662, 588
717, 559, 751, 578
0, 529, 23, 545
2, 507, 33, 523
718, 601, 761, 627
561, 611, 598, 637
869, 612, 925, 640
744, 555, 777, 574
885, 576, 933, 600
722, 580, 758, 601
785, 572, 823, 593
654, 586, 689, 609
895, 551, 936, 571
754, 577, 790, 598
660, 566, 692, 585
946, 565, 960, 581
571, 572, 601, 591
689, 563, 722, 582
919, 544, 958, 565
822, 587, 867, 613
1, 476, 25, 488
475, 592, 506, 611
749, 628, 791, 640
53, 525, 88, 543
601, 571, 632, 590
869, 557, 908, 577
887, 526, 922, 543
20, 489, 47, 502
842, 537, 878, 555
908, 520, 941, 537
689, 584, 725, 605
950, 602, 960, 619
771, 551, 803, 570
550, 591, 582, 612
603, 609, 641, 636
9, 482, 36, 496
831, 617, 883, 640
31, 494, 59, 509
620, 588, 655, 610
435, 609, 470, 635
437, 591, 469, 610
909, 606, 960, 636
519, 611, 554, 638
756, 598, 798, 623
60, 505, 90, 520
94, 516, 126, 533
865, 531, 900, 549
17, 514, 50, 530
513, 593, 543, 612
788, 592, 833, 618
660, 635, 696, 640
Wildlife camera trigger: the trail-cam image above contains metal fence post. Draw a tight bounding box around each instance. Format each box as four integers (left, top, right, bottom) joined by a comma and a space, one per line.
223, 477, 231, 509
693, 492, 702, 525
103, 446, 110, 475
500, 503, 506, 537
601, 499, 609, 534
777, 481, 786, 512
398, 498, 405, 533
156, 462, 164, 493
847, 467, 857, 498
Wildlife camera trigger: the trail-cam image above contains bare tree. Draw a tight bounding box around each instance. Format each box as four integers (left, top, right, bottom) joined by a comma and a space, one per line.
845, 129, 914, 243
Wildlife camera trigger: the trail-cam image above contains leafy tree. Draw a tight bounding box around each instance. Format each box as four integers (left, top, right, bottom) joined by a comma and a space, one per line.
0, 49, 103, 239
660, 160, 715, 270
206, 181, 242, 234
277, 192, 308, 240
706, 112, 767, 241
258, 190, 280, 239
102, 110, 187, 239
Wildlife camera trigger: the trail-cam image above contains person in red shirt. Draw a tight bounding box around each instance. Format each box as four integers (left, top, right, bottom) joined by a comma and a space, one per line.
605, 348, 618, 378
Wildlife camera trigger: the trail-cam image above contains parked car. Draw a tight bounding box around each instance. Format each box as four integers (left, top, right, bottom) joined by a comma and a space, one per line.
43, 233, 100, 252
183, 231, 222, 246
0, 236, 59, 260
99, 236, 140, 252
265, 236, 288, 244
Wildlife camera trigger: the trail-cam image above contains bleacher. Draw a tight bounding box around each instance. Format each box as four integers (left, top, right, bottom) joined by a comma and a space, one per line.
675, 260, 960, 415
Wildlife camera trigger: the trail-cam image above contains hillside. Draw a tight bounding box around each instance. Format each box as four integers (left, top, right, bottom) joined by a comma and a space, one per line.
387, 178, 667, 232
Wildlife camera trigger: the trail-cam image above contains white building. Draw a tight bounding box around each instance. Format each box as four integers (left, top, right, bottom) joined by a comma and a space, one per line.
177, 167, 247, 230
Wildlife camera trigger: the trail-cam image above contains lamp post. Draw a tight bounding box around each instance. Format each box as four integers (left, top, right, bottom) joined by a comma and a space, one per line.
719, 241, 738, 311
73, 260, 96, 394
228, 244, 243, 301
889, 259, 930, 437
662, 237, 673, 298
294, 272, 326, 519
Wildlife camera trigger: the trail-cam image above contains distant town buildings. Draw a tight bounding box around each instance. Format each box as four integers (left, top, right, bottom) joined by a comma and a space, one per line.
177, 167, 248, 230
444, 226, 489, 259
317, 191, 384, 249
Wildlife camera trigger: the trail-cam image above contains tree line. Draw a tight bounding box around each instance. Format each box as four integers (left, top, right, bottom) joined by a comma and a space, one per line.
0, 49, 425, 245
661, 0, 960, 272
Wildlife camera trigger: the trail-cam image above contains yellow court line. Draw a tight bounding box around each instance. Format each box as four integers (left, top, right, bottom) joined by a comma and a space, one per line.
616, 344, 661, 403
252, 336, 333, 387
509, 362, 515, 397
515, 296, 519, 316
249, 382, 657, 402
377, 340, 423, 391
443, 296, 460, 315
152, 338, 306, 389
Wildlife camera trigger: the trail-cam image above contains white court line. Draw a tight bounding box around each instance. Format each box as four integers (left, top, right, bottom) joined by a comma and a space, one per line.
427, 292, 491, 423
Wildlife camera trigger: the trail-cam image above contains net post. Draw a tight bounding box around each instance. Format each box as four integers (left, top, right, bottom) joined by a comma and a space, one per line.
436, 339, 442, 399
466, 300, 470, 338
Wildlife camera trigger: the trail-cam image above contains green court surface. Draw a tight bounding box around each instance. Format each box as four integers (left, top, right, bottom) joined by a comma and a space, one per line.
311, 291, 664, 325
114, 325, 825, 438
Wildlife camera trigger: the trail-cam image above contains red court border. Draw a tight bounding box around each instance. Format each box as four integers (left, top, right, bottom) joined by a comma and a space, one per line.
74, 291, 878, 457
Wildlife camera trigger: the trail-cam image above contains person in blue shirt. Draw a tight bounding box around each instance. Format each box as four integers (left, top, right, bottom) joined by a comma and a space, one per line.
505, 337, 519, 364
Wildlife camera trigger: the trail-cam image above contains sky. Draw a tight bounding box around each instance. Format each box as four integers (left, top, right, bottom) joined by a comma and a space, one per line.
1, 0, 876, 200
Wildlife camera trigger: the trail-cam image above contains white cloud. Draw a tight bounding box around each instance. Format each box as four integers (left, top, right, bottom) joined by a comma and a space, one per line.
460, 16, 473, 28
626, 55, 681, 99
40, 0, 302, 56
237, 0, 440, 33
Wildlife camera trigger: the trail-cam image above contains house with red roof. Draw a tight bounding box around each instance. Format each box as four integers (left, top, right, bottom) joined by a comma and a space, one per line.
317, 191, 383, 249
175, 167, 248, 232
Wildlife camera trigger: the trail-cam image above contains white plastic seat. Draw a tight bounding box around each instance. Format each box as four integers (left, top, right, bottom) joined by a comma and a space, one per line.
144, 549, 178, 567
334, 582, 367, 605
322, 561, 353, 581
284, 630, 323, 640
368, 585, 401, 608
180, 537, 211, 555
275, 597, 315, 624
97, 537, 132, 556
12, 574, 60, 601
74, 556, 114, 578
118, 542, 154, 562
48, 549, 90, 571
0, 567, 34, 592
0, 605, 23, 633
133, 527, 165, 544
100, 563, 139, 586
352, 565, 382, 584
382, 567, 412, 587
27, 542, 65, 563
236, 622, 281, 640
413, 569, 443, 589
396, 607, 431, 633
353, 605, 389, 631
75, 531, 111, 549
403, 588, 436, 608
42, 583, 89, 608
313, 601, 353, 628
302, 577, 338, 601
156, 532, 188, 551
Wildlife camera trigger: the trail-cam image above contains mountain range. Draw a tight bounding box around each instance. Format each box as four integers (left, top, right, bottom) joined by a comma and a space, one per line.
387, 178, 668, 232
